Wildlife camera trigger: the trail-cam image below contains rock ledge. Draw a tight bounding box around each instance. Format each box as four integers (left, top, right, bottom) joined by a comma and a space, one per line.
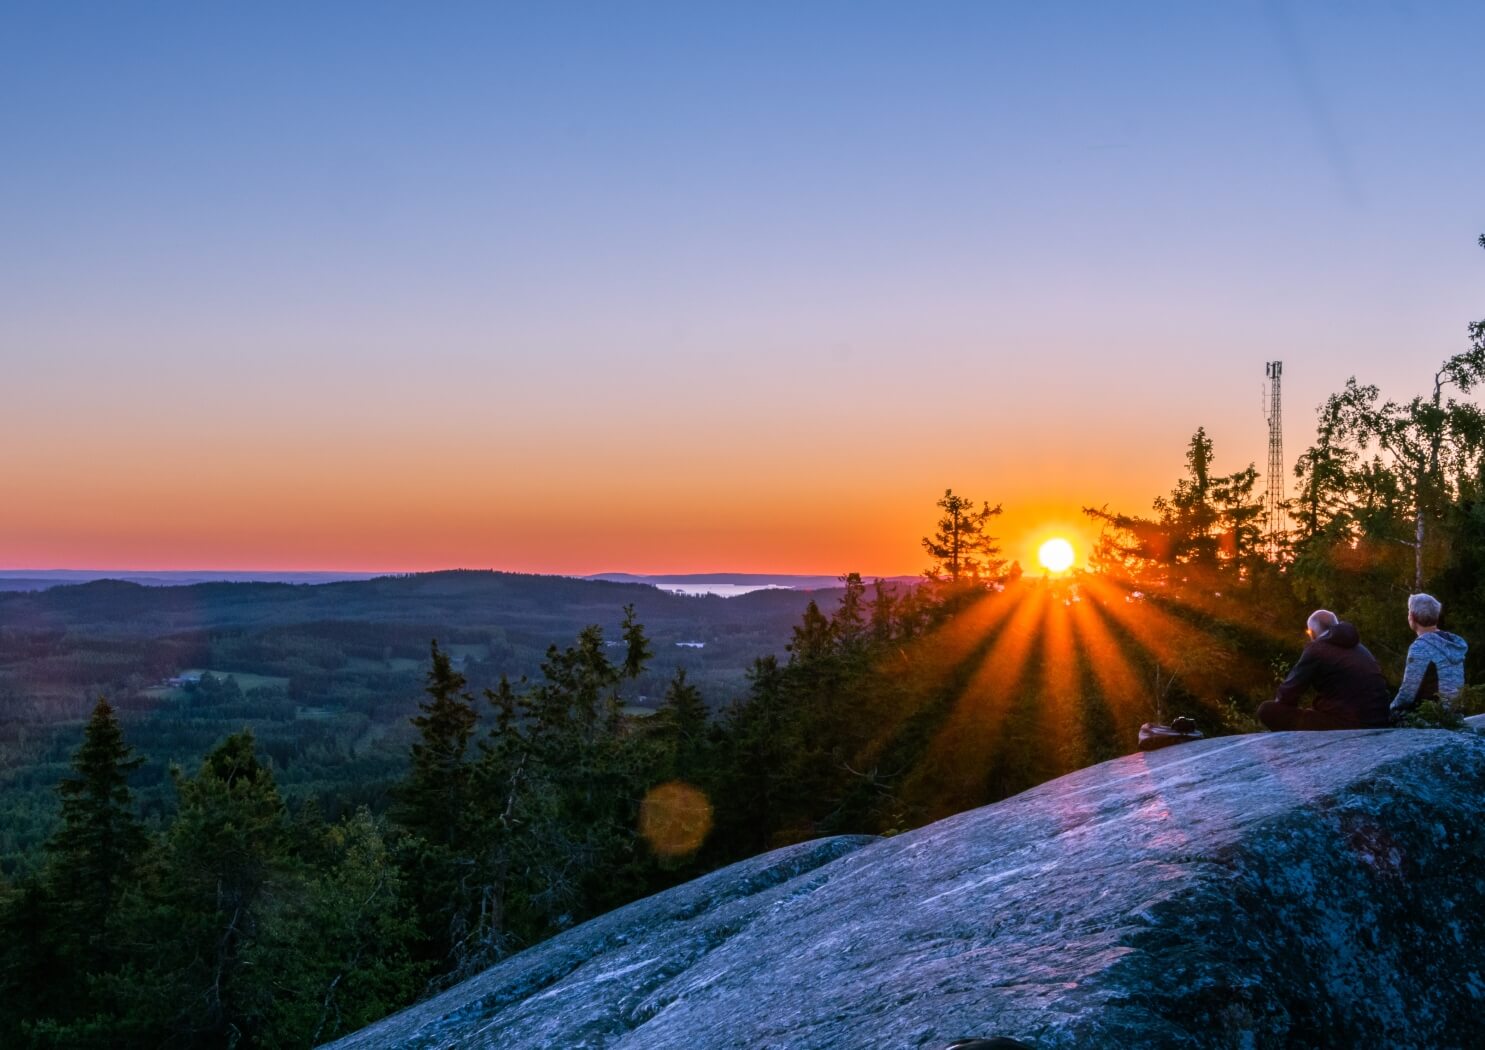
327, 721, 1485, 1048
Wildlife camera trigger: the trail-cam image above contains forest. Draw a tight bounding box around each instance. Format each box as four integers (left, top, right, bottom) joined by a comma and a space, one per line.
0, 574, 822, 869
0, 241, 1480, 1048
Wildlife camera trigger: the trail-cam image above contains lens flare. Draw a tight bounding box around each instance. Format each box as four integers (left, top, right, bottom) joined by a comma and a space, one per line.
1038, 537, 1076, 573
639, 781, 713, 858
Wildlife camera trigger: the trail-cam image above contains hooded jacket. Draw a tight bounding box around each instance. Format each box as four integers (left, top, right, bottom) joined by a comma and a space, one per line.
1274, 621, 1392, 728
1392, 630, 1468, 713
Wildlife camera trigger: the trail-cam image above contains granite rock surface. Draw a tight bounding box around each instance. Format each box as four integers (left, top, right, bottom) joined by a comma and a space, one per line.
326, 720, 1485, 1049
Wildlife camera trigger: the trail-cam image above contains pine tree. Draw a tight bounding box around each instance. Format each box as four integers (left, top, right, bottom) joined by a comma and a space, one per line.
831, 572, 868, 649
620, 603, 653, 680
395, 642, 483, 976
870, 578, 898, 645
44, 697, 145, 974
921, 489, 1004, 583
1155, 428, 1221, 566
1086, 430, 1266, 585
125, 731, 290, 1047
399, 641, 479, 849
714, 656, 789, 855
655, 667, 709, 781
251, 809, 423, 1047
787, 600, 833, 663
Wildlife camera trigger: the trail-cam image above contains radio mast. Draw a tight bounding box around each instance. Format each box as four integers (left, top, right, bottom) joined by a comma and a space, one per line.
1264, 361, 1284, 559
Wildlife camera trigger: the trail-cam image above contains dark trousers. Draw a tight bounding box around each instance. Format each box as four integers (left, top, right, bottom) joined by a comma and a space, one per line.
1257, 701, 1359, 732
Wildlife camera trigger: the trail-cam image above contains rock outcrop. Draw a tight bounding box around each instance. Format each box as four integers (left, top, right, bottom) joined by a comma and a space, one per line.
327, 721, 1485, 1048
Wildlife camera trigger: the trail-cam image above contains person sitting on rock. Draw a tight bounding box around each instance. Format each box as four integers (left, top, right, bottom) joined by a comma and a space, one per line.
1257, 609, 1392, 731
1389, 593, 1468, 718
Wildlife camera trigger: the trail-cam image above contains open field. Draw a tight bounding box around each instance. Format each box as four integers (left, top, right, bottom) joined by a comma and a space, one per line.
143, 669, 292, 699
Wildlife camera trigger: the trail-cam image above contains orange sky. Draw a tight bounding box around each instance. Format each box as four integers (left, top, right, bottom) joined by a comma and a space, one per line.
4, 313, 1475, 576
0, 380, 1259, 576
4, 5, 1481, 576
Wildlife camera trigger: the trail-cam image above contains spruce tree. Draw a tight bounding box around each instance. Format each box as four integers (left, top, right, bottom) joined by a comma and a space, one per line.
787, 600, 833, 663
126, 731, 289, 1048
395, 642, 483, 975
656, 667, 709, 781
870, 577, 898, 645
44, 697, 145, 973
252, 809, 423, 1047
399, 641, 479, 848
831, 572, 868, 649
620, 603, 653, 680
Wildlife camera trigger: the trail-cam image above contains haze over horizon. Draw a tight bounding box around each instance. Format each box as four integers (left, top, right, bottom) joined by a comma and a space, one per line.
4, 3, 1483, 575
0, 567, 908, 587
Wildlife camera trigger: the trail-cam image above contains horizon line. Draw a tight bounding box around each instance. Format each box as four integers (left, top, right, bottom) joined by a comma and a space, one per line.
0, 567, 914, 579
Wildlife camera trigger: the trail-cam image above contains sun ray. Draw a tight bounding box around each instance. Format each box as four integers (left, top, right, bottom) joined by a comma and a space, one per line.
1080, 573, 1267, 706
838, 584, 1030, 828
1069, 592, 1149, 732
900, 582, 1049, 819
1137, 564, 1300, 646
909, 587, 1024, 673
1035, 592, 1085, 772
862, 585, 1024, 736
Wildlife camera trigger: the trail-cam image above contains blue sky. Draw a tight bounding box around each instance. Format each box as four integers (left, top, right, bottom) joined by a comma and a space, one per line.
2, 2, 1482, 571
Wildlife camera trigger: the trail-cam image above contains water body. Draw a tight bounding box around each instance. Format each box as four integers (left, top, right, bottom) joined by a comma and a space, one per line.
656, 583, 793, 598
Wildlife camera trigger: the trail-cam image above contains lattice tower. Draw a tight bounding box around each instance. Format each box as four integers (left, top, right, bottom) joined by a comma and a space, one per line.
1264, 361, 1285, 559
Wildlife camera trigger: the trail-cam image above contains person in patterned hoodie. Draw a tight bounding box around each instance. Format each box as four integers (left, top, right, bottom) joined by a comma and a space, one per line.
1390, 593, 1468, 717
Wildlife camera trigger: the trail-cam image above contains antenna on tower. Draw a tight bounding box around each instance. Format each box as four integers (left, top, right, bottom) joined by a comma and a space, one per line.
1263, 361, 1284, 559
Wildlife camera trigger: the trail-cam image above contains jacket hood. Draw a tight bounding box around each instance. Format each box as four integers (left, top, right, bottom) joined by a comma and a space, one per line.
1320, 621, 1361, 649
1415, 630, 1468, 658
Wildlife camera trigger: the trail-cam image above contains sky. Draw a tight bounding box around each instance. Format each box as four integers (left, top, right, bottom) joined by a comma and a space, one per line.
2, 2, 1482, 575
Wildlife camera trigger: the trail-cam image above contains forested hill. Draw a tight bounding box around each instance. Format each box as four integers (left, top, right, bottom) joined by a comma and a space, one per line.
0, 569, 833, 636
0, 571, 842, 872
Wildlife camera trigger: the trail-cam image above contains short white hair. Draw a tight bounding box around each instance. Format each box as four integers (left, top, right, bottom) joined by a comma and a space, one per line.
1307, 609, 1338, 635
1408, 593, 1442, 627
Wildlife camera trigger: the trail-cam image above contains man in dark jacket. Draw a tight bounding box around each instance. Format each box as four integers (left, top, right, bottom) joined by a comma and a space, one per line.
1257, 609, 1393, 731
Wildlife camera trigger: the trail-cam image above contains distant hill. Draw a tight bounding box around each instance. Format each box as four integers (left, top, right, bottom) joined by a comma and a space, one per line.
0, 569, 918, 595
0, 569, 854, 870
586, 572, 918, 591
0, 569, 838, 635
0, 569, 382, 592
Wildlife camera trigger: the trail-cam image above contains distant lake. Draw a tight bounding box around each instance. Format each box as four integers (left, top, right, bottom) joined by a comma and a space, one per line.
656, 583, 793, 598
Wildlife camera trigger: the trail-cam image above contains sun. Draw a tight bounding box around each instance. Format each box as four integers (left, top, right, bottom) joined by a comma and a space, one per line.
1038, 537, 1076, 574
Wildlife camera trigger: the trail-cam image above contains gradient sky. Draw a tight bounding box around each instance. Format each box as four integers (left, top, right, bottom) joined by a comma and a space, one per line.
2, 2, 1483, 575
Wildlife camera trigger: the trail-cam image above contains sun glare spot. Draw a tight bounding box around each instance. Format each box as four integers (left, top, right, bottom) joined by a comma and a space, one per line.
639, 781, 713, 858
1038, 537, 1075, 573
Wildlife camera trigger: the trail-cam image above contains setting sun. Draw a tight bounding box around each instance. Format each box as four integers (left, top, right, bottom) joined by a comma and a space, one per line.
1037, 537, 1076, 574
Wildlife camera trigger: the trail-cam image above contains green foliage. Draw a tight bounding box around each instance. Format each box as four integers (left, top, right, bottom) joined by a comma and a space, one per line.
0, 573, 819, 875
620, 603, 653, 679
391, 616, 665, 985
1, 726, 425, 1049
1398, 700, 1466, 731
1448, 683, 1485, 717
42, 698, 145, 975
399, 641, 479, 850
1311, 344, 1485, 592
117, 731, 291, 1045
654, 667, 710, 782
246, 809, 422, 1046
